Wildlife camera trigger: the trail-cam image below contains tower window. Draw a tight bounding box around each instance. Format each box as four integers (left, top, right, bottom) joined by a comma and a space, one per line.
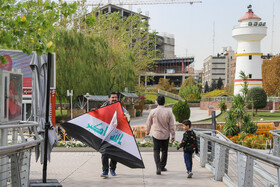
249, 74, 252, 78
249, 55, 252, 60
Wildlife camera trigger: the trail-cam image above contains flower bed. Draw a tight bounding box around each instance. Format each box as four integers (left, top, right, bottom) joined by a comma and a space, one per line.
229, 132, 273, 149
137, 136, 180, 147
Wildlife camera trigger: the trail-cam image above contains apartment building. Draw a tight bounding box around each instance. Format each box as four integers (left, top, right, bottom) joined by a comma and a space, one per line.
203, 47, 235, 88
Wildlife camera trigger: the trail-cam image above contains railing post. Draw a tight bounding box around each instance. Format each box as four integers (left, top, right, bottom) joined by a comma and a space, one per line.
224, 148, 229, 175
200, 137, 208, 167
11, 153, 21, 187
277, 168, 280, 187
238, 152, 254, 187
273, 136, 280, 157
0, 129, 8, 186
214, 143, 226, 181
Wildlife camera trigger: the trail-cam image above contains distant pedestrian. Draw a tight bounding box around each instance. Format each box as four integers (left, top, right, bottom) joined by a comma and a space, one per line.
177, 120, 198, 178
146, 95, 175, 175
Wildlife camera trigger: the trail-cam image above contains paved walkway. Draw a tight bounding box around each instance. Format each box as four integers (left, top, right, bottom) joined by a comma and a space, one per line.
30, 151, 226, 187
29, 107, 224, 186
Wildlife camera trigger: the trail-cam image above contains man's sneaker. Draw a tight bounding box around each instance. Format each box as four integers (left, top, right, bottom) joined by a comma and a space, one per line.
161, 168, 167, 172
110, 170, 116, 176
156, 168, 161, 175
101, 171, 108, 178
187, 172, 193, 178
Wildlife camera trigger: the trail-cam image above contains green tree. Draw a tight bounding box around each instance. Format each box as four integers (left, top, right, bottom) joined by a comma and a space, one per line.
231, 94, 246, 128
210, 80, 217, 91
218, 100, 227, 117
262, 55, 280, 96
156, 78, 175, 93
172, 100, 190, 123
0, 0, 77, 62
179, 84, 201, 101
204, 81, 209, 93
217, 77, 223, 89
246, 87, 267, 115
223, 110, 240, 136
80, 11, 158, 78
241, 114, 257, 134
239, 71, 249, 99
182, 76, 196, 87
55, 30, 137, 105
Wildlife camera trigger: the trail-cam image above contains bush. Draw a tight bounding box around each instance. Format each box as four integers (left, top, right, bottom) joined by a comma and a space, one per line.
223, 110, 240, 136
201, 89, 228, 97
172, 100, 190, 123
145, 99, 154, 104
246, 87, 267, 113
179, 84, 201, 101
136, 110, 141, 117
218, 100, 227, 113
188, 99, 201, 103
241, 114, 258, 134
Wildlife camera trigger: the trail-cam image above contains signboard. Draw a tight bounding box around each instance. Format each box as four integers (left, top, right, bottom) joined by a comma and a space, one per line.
0, 49, 56, 125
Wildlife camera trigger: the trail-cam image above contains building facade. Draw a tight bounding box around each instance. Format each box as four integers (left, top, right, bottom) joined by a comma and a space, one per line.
139, 57, 198, 88
156, 34, 175, 59
232, 5, 267, 95
202, 47, 235, 89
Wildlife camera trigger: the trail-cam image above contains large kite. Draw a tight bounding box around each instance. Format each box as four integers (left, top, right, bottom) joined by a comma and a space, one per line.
61, 102, 145, 168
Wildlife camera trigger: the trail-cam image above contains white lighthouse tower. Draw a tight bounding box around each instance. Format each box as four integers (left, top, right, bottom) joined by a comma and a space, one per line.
232, 5, 267, 95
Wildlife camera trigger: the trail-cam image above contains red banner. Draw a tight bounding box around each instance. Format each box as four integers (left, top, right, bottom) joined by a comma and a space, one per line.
50, 89, 56, 126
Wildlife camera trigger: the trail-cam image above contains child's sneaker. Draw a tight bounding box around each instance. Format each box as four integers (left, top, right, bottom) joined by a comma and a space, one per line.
110, 170, 116, 176
187, 172, 193, 178
101, 171, 108, 178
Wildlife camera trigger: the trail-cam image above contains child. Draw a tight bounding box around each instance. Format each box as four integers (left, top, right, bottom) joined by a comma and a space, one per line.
177, 120, 199, 178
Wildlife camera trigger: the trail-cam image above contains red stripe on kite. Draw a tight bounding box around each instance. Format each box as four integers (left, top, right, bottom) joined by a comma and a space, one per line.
88, 102, 133, 136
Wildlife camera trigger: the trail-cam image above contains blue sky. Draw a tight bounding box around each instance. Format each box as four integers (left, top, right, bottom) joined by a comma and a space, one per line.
119, 0, 280, 70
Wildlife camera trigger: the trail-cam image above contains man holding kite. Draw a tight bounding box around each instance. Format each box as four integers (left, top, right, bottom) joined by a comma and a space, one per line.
100, 92, 130, 178
61, 92, 144, 180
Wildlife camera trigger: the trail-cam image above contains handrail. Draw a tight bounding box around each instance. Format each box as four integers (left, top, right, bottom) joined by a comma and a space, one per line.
157, 89, 184, 101
0, 139, 43, 156
195, 130, 280, 167
193, 128, 232, 142
269, 130, 280, 136
0, 122, 39, 129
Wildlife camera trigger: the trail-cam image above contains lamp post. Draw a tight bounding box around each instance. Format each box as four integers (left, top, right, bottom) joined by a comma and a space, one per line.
85, 93, 90, 112
67, 90, 73, 119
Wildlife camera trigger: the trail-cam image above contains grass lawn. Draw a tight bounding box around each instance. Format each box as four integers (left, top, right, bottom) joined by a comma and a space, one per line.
56, 110, 68, 117
144, 92, 179, 105
197, 111, 280, 123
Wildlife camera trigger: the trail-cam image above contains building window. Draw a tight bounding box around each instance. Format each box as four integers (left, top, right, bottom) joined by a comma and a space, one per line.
249, 55, 252, 60
249, 74, 252, 78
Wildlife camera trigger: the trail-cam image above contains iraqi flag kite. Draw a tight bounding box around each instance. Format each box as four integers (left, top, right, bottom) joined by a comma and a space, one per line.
61, 102, 145, 168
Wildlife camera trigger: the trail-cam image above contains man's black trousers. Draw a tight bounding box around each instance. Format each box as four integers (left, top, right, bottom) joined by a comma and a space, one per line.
153, 137, 169, 170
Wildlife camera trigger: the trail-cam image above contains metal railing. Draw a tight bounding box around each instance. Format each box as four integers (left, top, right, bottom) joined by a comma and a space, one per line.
195, 129, 280, 187
157, 89, 184, 101
0, 121, 43, 187
267, 97, 280, 102
201, 96, 233, 102
270, 130, 280, 157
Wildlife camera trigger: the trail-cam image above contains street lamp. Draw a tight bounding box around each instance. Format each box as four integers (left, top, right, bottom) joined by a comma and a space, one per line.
67, 90, 73, 119
85, 93, 90, 112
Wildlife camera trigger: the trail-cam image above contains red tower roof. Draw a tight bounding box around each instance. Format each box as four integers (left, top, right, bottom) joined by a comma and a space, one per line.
238, 11, 261, 22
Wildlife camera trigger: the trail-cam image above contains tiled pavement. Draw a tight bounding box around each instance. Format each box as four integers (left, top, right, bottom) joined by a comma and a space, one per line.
30, 151, 226, 187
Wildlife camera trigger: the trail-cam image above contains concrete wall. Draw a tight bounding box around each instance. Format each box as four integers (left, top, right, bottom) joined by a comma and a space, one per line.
200, 101, 232, 110
200, 101, 280, 111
